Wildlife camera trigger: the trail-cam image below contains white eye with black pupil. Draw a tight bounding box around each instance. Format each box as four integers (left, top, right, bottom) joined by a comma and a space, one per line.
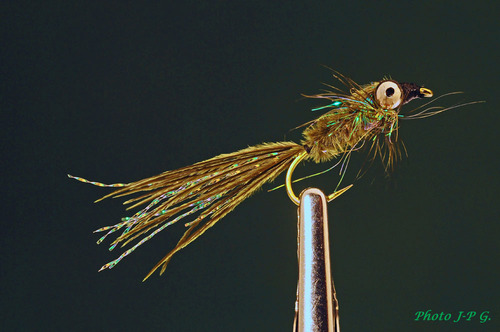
375, 81, 403, 109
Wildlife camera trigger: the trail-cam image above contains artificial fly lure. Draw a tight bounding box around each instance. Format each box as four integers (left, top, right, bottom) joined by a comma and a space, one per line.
69, 72, 481, 281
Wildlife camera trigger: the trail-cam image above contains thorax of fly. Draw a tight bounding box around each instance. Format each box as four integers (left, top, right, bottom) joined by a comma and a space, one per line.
302, 84, 399, 163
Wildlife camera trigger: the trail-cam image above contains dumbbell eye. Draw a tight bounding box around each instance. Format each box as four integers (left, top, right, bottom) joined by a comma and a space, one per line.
375, 81, 403, 109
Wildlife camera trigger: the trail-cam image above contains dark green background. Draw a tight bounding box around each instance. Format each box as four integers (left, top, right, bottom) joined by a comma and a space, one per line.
1, 2, 498, 331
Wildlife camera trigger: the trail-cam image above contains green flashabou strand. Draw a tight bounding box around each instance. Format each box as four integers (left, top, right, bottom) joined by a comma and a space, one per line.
386, 119, 397, 140
348, 116, 361, 141
311, 100, 342, 111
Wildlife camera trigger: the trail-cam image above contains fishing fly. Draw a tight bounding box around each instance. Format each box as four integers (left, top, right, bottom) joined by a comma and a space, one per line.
69, 72, 480, 281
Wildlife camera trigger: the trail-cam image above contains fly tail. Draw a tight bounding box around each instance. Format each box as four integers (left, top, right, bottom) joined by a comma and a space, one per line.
70, 141, 305, 280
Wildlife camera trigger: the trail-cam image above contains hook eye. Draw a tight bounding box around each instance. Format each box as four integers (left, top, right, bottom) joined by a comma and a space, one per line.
285, 151, 353, 206
419, 87, 433, 97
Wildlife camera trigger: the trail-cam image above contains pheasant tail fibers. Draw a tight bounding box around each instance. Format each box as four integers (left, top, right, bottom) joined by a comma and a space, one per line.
70, 142, 305, 280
